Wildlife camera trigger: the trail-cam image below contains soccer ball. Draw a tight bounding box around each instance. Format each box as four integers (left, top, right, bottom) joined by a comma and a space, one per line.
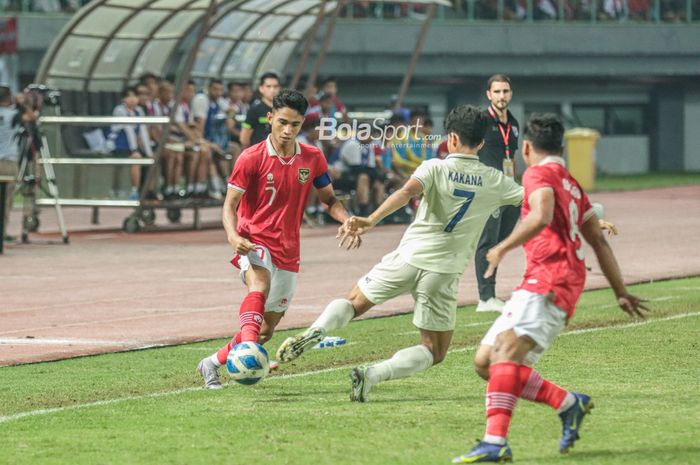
226, 342, 270, 385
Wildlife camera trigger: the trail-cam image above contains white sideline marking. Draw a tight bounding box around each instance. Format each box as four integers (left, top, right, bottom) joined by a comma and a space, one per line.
0, 338, 142, 346
397, 321, 491, 336
0, 311, 698, 426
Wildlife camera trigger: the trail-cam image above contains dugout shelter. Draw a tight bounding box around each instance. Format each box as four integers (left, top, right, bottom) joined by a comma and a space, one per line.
27, 0, 449, 235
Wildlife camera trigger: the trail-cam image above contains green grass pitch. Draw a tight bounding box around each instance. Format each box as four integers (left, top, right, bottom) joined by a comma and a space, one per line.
1, 277, 699, 464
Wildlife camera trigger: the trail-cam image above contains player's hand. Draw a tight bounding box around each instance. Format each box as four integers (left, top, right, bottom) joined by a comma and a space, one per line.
337, 221, 362, 250
599, 219, 618, 236
230, 236, 255, 255
346, 216, 374, 235
484, 246, 505, 279
617, 293, 650, 319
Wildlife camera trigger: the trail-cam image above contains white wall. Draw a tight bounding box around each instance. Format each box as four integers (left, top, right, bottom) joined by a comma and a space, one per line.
684, 87, 700, 171
595, 136, 650, 175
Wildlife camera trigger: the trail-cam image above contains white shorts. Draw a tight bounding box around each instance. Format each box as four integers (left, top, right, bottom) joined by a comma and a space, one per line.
235, 245, 297, 313
481, 289, 568, 365
357, 250, 460, 332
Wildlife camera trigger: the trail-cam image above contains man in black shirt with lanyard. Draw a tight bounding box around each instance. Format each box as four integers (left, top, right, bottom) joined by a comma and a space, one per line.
240, 72, 280, 148
474, 74, 521, 313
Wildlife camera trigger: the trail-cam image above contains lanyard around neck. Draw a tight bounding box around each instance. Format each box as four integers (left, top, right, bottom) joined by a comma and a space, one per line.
488, 106, 512, 159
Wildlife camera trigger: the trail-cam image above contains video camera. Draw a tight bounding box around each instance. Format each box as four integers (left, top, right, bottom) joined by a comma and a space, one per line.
24, 84, 61, 109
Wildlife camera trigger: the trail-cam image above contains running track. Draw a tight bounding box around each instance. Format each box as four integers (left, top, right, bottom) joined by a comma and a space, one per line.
1, 186, 698, 366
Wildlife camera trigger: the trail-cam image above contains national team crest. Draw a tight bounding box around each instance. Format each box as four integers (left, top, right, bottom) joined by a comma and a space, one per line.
298, 168, 310, 184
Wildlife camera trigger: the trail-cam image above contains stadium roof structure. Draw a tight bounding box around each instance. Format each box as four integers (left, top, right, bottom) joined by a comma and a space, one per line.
37, 0, 451, 93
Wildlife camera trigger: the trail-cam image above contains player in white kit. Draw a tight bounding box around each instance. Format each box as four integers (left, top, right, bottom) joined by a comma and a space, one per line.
276, 105, 524, 401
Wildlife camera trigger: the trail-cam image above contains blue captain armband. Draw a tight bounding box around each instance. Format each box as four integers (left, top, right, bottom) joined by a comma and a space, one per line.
313, 171, 332, 189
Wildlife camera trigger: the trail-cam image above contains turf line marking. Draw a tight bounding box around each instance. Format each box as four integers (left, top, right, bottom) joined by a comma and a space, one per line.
397, 322, 490, 336
1, 311, 698, 425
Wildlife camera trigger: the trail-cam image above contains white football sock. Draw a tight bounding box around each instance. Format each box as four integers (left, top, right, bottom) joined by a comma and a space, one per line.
366, 344, 434, 385
558, 392, 577, 413
310, 299, 355, 333
483, 434, 507, 446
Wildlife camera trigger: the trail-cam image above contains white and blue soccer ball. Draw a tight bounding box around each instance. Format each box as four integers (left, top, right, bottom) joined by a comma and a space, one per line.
226, 342, 270, 385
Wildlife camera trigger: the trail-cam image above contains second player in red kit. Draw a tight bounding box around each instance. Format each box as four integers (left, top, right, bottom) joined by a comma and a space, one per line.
198, 89, 361, 389
454, 114, 649, 463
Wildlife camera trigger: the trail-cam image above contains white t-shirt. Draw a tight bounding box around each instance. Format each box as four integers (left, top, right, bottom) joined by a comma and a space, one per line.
191, 93, 230, 121
0, 106, 19, 161
339, 139, 376, 169
397, 153, 523, 274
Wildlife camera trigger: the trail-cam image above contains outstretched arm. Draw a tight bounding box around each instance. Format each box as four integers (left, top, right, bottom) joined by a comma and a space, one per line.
316, 184, 361, 250
580, 215, 649, 318
484, 187, 554, 278
348, 177, 424, 235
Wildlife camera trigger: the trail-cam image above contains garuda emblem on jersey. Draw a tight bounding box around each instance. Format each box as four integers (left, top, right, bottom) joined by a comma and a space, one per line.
298, 168, 310, 184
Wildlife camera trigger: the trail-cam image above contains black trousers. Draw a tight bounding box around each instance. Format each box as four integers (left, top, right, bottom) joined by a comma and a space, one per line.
474, 204, 521, 301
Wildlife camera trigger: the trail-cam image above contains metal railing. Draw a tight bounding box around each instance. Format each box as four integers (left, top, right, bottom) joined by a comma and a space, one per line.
338, 1, 699, 23
2, 0, 698, 22
33, 114, 222, 233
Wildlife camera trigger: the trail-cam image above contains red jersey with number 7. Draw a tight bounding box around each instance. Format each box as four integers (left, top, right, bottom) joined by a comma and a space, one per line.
517, 157, 594, 317
228, 137, 331, 272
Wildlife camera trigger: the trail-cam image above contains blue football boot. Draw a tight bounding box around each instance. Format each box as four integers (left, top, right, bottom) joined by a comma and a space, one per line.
452, 441, 513, 463
559, 393, 594, 453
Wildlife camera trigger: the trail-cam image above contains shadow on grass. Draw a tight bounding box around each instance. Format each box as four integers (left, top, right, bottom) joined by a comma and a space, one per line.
522, 445, 700, 463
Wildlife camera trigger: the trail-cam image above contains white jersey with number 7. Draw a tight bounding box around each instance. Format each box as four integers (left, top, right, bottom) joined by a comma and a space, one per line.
397, 153, 524, 274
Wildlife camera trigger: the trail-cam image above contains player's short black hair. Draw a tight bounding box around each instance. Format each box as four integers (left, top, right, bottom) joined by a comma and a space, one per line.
139, 72, 159, 84
227, 81, 245, 91
208, 78, 223, 87
319, 76, 336, 87
272, 89, 308, 116
444, 105, 488, 149
523, 113, 565, 154
259, 72, 280, 87
487, 73, 512, 91
121, 86, 137, 99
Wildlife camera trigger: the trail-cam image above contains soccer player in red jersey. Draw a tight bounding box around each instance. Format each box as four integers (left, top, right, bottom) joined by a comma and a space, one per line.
453, 114, 649, 463
197, 89, 360, 389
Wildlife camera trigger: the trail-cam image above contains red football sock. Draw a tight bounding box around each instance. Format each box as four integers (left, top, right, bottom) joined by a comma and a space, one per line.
238, 291, 266, 342
518, 365, 568, 410
215, 332, 242, 365
486, 361, 522, 440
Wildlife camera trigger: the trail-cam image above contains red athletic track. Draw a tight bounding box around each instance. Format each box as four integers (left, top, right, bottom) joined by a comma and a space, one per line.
1, 186, 699, 366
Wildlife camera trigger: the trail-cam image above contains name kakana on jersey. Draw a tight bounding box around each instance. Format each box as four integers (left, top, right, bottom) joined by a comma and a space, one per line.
448, 171, 483, 187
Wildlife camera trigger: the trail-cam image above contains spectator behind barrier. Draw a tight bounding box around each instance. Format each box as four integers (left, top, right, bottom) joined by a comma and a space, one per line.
106, 86, 153, 200
222, 81, 249, 149
170, 80, 212, 199
0, 85, 26, 241
335, 127, 386, 217
309, 76, 348, 122
192, 78, 239, 199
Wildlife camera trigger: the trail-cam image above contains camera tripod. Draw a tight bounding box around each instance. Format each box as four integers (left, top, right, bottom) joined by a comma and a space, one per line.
15, 120, 69, 244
